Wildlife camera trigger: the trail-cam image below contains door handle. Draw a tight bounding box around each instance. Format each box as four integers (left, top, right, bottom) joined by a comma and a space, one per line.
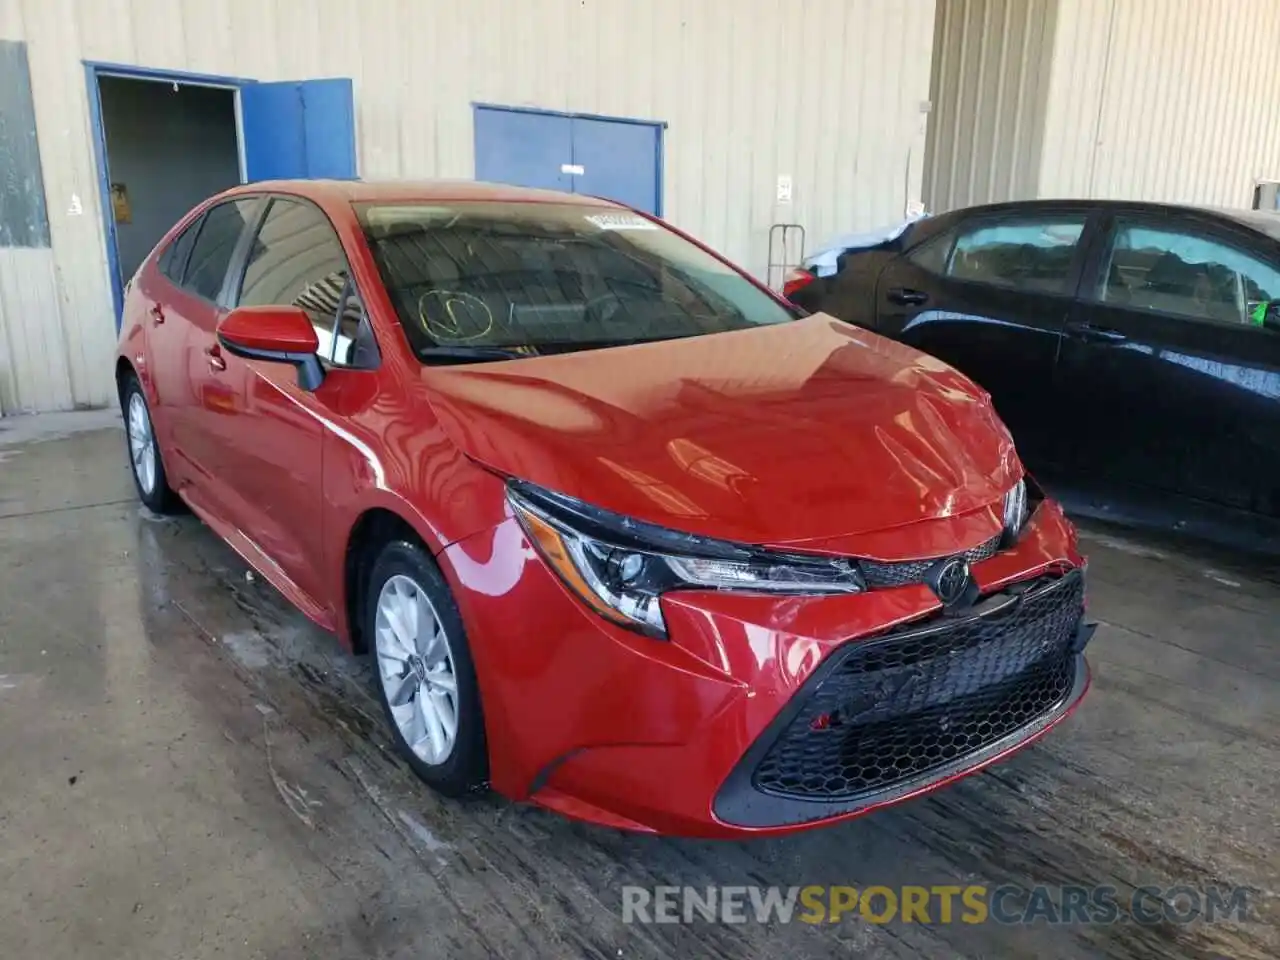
205, 344, 226, 372
887, 287, 929, 306
1068, 321, 1127, 343
150, 303, 165, 325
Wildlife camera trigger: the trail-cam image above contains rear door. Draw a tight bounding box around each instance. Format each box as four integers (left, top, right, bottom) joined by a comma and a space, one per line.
134, 210, 204, 474
1058, 210, 1280, 519
873, 207, 1095, 470
174, 197, 265, 511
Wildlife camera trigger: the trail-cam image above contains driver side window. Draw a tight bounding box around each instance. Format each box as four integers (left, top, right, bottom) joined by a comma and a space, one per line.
236, 198, 380, 367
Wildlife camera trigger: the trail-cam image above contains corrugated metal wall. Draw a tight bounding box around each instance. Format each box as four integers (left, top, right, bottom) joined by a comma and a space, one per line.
923, 0, 1058, 212
0, 37, 69, 416
0, 0, 936, 414
1040, 0, 1280, 203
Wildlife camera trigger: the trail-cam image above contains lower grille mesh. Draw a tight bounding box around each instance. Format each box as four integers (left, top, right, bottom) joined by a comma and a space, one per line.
752, 572, 1084, 801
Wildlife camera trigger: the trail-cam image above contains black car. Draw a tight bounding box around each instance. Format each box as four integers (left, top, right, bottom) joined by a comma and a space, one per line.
786, 200, 1280, 553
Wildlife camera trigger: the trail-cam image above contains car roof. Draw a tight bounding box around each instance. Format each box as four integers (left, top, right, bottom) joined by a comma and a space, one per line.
219, 178, 622, 208
1207, 206, 1280, 240
903, 198, 1280, 247
935, 198, 1280, 230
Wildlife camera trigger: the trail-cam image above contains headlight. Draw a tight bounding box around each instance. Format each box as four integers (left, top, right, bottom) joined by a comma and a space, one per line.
1002, 477, 1029, 542
508, 482, 864, 638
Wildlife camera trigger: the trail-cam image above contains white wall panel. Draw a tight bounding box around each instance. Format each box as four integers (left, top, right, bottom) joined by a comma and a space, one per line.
923, 0, 1058, 212
2, 0, 936, 412
1040, 0, 1280, 204
0, 249, 72, 414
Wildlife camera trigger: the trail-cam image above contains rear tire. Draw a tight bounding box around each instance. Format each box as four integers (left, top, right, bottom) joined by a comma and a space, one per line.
121, 374, 181, 514
365, 539, 488, 797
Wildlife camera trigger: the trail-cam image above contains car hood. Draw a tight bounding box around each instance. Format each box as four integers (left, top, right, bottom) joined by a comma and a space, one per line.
419, 315, 1021, 551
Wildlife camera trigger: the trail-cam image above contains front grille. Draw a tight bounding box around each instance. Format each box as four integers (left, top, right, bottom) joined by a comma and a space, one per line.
752, 571, 1084, 801
859, 534, 1002, 589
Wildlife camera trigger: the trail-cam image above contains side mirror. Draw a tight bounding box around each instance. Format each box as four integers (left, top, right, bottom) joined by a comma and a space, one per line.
217, 306, 325, 391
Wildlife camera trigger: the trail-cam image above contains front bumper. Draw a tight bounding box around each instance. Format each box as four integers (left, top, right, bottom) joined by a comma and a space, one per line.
714, 570, 1092, 828
440, 499, 1091, 838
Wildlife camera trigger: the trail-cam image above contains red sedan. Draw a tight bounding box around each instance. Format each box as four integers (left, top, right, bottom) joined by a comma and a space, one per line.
115, 180, 1093, 837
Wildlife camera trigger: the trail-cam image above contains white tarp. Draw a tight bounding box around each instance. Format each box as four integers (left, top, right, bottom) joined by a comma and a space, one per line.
803, 214, 929, 277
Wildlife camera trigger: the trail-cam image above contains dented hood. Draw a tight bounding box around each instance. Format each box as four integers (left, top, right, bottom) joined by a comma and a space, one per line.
420, 316, 1021, 551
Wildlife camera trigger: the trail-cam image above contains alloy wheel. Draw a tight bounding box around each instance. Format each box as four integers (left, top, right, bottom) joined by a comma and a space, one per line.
127, 392, 157, 496
374, 574, 460, 765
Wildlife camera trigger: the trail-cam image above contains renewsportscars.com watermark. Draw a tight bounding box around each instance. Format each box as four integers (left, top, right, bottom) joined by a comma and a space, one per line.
621, 884, 1256, 926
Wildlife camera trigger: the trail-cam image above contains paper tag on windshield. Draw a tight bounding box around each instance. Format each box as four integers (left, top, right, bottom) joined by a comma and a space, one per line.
585, 213, 657, 231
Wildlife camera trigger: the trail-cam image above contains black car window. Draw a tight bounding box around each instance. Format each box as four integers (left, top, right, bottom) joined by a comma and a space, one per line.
355, 201, 795, 360
158, 214, 203, 284
1096, 220, 1280, 329
947, 216, 1086, 294
906, 234, 951, 274
238, 198, 374, 367
182, 199, 257, 302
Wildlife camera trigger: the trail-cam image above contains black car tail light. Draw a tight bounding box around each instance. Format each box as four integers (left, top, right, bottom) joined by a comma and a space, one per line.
782, 268, 816, 299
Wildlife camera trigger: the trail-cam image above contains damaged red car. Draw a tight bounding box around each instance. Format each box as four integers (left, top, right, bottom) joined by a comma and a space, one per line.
115, 180, 1094, 837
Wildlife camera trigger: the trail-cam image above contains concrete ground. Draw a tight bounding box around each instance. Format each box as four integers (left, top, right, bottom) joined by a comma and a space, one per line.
0, 414, 1276, 960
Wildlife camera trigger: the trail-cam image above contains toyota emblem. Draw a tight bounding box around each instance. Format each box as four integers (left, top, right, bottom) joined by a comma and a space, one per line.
929, 557, 972, 606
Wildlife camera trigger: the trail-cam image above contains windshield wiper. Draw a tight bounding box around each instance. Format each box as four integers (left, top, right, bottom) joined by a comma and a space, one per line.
417, 345, 531, 364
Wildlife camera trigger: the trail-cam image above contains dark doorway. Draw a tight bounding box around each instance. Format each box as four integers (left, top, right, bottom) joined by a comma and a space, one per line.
96, 76, 241, 289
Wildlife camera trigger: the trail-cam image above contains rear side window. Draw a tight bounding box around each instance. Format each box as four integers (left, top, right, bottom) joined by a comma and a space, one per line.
158, 215, 202, 284
237, 198, 375, 367
183, 199, 258, 301
947, 216, 1086, 294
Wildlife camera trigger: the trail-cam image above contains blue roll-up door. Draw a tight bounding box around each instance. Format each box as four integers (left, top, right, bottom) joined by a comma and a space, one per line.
473, 106, 662, 214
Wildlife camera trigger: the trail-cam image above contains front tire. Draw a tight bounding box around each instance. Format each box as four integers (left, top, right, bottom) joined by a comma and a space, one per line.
121, 374, 181, 514
366, 540, 488, 797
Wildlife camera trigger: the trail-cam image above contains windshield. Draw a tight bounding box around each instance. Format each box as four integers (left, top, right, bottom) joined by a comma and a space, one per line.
355, 201, 795, 359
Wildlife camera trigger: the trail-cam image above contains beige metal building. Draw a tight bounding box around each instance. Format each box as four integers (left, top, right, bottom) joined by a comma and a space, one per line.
2, 0, 1280, 416
925, 0, 1280, 210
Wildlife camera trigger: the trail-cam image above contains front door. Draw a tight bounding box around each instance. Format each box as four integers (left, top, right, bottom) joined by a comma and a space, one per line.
203, 195, 368, 606
1058, 212, 1280, 519
874, 209, 1093, 472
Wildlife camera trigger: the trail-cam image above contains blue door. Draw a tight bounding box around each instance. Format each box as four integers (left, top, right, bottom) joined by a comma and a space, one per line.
473, 106, 662, 214
241, 79, 357, 181
570, 117, 661, 215
474, 107, 573, 193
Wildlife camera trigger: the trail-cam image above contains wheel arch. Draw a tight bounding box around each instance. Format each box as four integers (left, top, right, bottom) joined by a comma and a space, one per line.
115, 356, 137, 406
342, 505, 440, 655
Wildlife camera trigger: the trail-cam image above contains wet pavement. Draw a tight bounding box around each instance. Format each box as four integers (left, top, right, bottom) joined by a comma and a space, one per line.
0, 417, 1276, 960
